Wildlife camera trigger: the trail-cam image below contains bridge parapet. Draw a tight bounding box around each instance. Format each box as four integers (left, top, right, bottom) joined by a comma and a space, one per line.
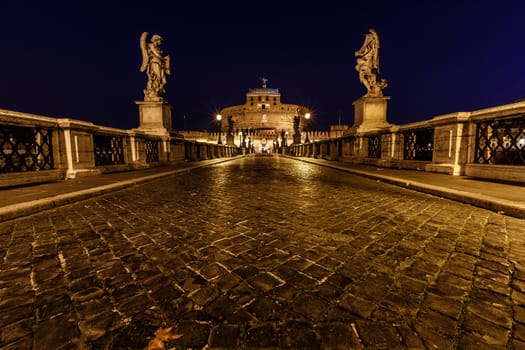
0, 109, 236, 188
288, 101, 525, 183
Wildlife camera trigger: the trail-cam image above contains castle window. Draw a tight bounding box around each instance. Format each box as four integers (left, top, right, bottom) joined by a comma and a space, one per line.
262, 104, 266, 109
258, 96, 261, 101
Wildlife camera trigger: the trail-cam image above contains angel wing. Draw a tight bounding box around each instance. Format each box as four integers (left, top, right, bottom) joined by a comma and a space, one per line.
139, 32, 149, 72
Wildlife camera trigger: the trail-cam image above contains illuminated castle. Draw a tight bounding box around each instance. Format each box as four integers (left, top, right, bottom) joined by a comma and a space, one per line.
218, 78, 311, 151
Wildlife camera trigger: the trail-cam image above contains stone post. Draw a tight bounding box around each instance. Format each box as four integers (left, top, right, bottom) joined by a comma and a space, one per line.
135, 100, 173, 136
352, 96, 391, 132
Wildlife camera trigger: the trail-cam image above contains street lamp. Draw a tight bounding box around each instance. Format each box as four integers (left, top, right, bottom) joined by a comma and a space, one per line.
216, 114, 222, 144
304, 112, 311, 143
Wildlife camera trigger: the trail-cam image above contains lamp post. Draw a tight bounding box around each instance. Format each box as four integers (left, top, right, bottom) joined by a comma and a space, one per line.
304, 112, 311, 143
216, 114, 222, 144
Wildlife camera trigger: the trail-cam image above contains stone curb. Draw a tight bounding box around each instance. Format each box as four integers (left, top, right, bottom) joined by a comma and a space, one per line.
0, 157, 238, 223
292, 157, 525, 220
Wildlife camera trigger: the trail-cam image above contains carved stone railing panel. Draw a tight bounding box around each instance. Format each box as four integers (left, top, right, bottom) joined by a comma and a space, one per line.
93, 134, 125, 166
475, 116, 525, 165
0, 125, 54, 173
145, 139, 160, 163
403, 128, 434, 161
367, 134, 382, 159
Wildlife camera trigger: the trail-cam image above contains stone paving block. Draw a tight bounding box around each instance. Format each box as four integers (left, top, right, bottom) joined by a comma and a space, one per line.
248, 272, 284, 292
513, 279, 525, 294
467, 300, 512, 329
380, 291, 420, 319
463, 311, 510, 346
189, 285, 221, 306
107, 321, 156, 349
270, 284, 299, 302
338, 293, 376, 319
35, 293, 73, 321
0, 304, 33, 328
356, 321, 405, 349
0, 290, 34, 313
514, 322, 525, 342
474, 276, 511, 296
413, 322, 454, 349
0, 318, 33, 347
245, 323, 279, 349
0, 336, 33, 350
117, 292, 155, 316
315, 281, 345, 300
111, 283, 141, 301
318, 322, 360, 350
78, 311, 122, 342
214, 271, 242, 291
425, 293, 463, 319
396, 325, 426, 349
76, 297, 114, 319
199, 262, 227, 281
32, 317, 81, 350
72, 286, 105, 303
515, 304, 525, 324
417, 309, 458, 339
279, 320, 320, 349
292, 293, 330, 322
395, 275, 427, 297
246, 296, 285, 321
208, 323, 242, 349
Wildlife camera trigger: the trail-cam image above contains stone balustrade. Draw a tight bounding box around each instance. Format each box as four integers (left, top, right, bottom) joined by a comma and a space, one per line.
288, 100, 525, 183
0, 109, 236, 188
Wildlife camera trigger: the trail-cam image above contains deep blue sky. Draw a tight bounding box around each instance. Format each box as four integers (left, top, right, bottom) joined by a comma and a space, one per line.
1, 1, 525, 131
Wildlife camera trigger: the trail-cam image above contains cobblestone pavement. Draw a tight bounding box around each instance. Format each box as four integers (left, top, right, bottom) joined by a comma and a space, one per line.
1, 156, 525, 349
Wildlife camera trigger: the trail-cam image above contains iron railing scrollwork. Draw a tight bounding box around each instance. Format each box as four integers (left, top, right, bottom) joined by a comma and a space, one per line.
403, 128, 434, 161
145, 139, 160, 163
475, 116, 525, 165
0, 125, 54, 173
367, 134, 382, 159
93, 134, 124, 166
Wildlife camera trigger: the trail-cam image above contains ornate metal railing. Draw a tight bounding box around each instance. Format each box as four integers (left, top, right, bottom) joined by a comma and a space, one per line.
93, 134, 125, 166
367, 135, 381, 159
0, 125, 54, 173
145, 139, 159, 163
403, 128, 434, 161
475, 116, 525, 165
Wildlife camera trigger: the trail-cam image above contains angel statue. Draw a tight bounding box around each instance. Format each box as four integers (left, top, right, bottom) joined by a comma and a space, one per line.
140, 32, 171, 102
355, 28, 387, 97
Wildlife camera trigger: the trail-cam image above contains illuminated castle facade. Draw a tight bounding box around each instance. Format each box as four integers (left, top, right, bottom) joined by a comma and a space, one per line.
218, 79, 311, 152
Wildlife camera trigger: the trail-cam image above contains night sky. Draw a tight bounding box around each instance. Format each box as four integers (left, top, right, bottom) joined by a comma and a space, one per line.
2, 1, 525, 131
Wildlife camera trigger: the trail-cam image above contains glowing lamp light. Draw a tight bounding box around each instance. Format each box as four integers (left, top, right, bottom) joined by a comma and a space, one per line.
216, 114, 222, 121
305, 112, 311, 119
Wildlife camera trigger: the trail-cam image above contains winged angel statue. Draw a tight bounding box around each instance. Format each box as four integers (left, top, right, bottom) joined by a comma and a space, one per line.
355, 29, 387, 97
140, 32, 171, 101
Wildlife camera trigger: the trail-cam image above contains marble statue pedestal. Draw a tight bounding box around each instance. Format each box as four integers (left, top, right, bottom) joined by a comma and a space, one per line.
135, 100, 173, 135
352, 95, 391, 132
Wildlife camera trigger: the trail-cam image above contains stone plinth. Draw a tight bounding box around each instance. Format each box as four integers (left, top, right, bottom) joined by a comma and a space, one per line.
352, 96, 391, 132
135, 100, 173, 135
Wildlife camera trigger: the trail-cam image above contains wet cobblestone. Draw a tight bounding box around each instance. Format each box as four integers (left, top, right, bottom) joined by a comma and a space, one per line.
1, 156, 525, 349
